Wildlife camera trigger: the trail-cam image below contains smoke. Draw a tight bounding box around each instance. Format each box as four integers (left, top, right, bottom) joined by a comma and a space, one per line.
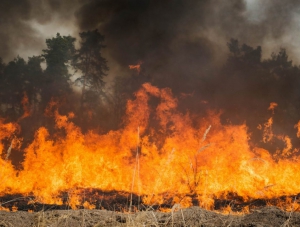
2, 0, 300, 68
0, 0, 81, 62
1, 0, 300, 101
73, 0, 300, 93
1, 0, 300, 150
73, 0, 300, 150
75, 0, 217, 92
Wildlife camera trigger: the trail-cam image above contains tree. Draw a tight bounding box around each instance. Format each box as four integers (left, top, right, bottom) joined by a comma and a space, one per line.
227, 38, 262, 65
1, 57, 27, 120
74, 30, 108, 108
0, 56, 44, 121
41, 33, 76, 107
227, 38, 240, 56
25, 56, 44, 114
263, 48, 293, 76
0, 58, 6, 114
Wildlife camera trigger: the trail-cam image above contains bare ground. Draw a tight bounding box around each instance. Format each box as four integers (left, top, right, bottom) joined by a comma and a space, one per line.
1, 206, 300, 227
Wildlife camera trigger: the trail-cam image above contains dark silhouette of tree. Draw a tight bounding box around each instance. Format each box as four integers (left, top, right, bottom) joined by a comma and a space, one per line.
0, 58, 4, 75
262, 48, 300, 133
0, 58, 6, 115
0, 56, 45, 121
25, 56, 44, 115
1, 57, 27, 120
74, 30, 108, 109
214, 39, 300, 153
227, 38, 262, 65
110, 65, 151, 129
263, 48, 293, 76
41, 33, 76, 108
218, 39, 265, 120
227, 38, 240, 57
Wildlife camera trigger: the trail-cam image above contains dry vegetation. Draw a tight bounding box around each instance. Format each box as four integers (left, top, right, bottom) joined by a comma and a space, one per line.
0, 206, 300, 227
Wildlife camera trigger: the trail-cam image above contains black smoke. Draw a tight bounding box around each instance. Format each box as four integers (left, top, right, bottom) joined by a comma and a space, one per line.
74, 0, 300, 91
0, 0, 80, 61
2, 0, 300, 151
2, 0, 300, 75
74, 0, 300, 151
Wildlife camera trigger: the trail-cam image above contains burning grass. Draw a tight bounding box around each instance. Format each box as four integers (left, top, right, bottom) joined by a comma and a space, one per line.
1, 83, 300, 219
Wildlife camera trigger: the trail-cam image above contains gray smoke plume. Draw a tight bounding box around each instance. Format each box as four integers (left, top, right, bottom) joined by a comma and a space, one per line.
2, 0, 300, 150
0, 0, 80, 62
74, 0, 300, 71
2, 0, 300, 69
72, 0, 300, 98
74, 0, 300, 151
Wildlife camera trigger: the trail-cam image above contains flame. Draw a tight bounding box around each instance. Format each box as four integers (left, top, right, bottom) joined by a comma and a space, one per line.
295, 121, 300, 138
268, 102, 278, 113
1, 83, 300, 210
19, 92, 31, 120
261, 102, 277, 143
129, 62, 142, 73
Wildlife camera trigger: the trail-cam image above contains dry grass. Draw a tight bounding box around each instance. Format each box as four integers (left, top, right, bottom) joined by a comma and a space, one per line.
1, 204, 300, 226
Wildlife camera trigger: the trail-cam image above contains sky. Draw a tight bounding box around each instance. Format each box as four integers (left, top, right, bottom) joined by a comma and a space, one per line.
1, 0, 300, 76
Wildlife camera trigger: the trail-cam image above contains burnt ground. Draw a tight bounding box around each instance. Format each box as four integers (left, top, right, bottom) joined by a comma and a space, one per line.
2, 190, 300, 212
1, 191, 300, 226
0, 206, 300, 227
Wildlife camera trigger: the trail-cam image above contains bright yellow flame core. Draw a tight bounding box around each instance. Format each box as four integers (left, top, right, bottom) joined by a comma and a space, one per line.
0, 83, 299, 209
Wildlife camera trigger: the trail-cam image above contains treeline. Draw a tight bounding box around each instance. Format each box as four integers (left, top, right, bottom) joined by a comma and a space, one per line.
1, 32, 300, 153
208, 39, 300, 151
0, 30, 146, 137
0, 31, 107, 123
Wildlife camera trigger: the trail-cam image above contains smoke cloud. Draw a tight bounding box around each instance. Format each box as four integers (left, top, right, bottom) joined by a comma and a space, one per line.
73, 0, 300, 81
2, 0, 300, 69
0, 0, 80, 61
2, 0, 300, 150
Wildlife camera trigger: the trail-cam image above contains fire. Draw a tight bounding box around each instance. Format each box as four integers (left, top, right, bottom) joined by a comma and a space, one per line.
129, 62, 142, 73
295, 121, 300, 138
1, 83, 300, 210
19, 92, 31, 120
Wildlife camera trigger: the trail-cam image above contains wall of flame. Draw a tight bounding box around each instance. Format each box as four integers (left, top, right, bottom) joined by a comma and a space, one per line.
0, 83, 300, 210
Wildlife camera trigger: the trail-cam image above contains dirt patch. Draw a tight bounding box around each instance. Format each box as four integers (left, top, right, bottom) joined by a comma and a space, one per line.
1, 206, 300, 226
0, 211, 34, 227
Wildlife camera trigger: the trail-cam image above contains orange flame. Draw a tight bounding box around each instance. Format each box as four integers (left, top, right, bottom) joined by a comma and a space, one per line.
19, 92, 31, 120
268, 102, 278, 113
1, 84, 300, 210
295, 121, 300, 138
129, 62, 142, 73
